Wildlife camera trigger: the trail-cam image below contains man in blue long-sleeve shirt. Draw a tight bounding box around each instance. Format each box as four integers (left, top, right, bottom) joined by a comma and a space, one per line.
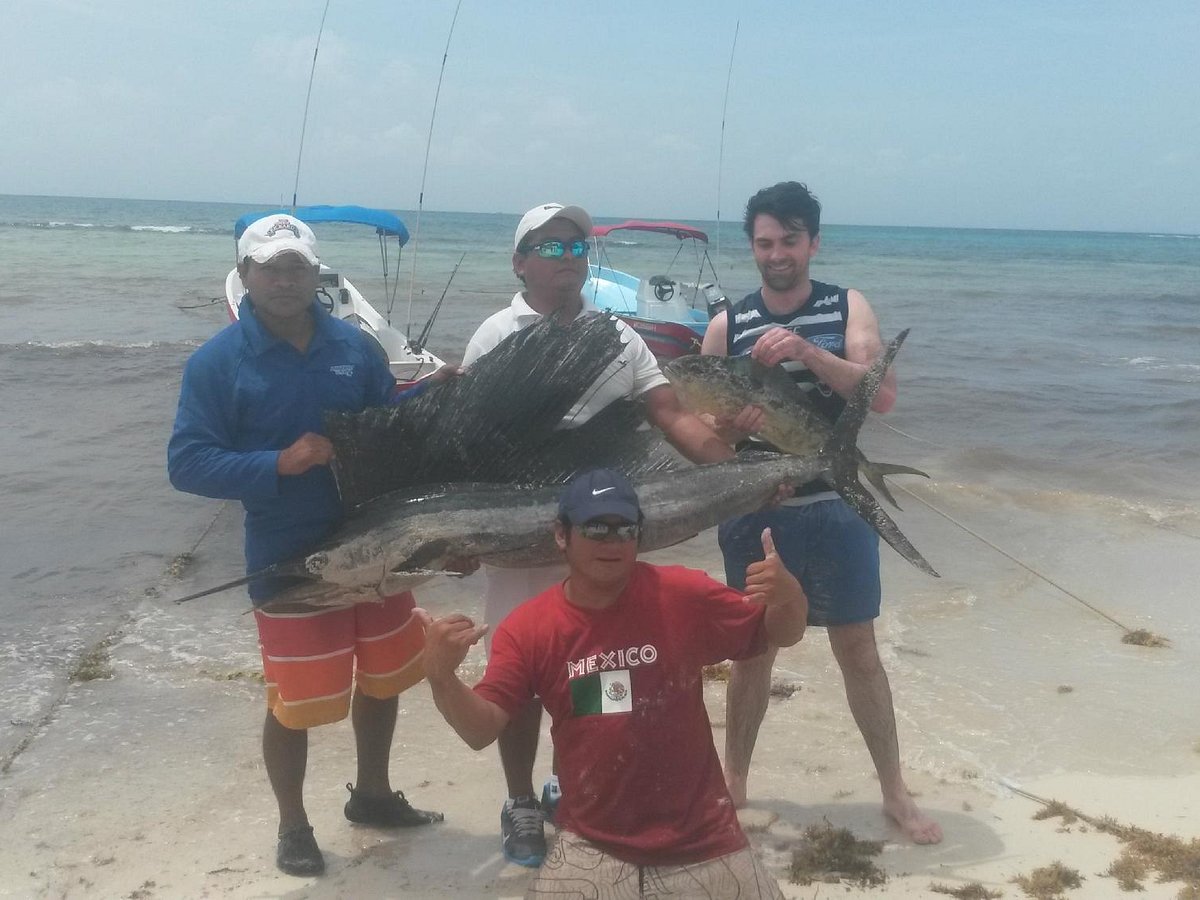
168, 214, 449, 877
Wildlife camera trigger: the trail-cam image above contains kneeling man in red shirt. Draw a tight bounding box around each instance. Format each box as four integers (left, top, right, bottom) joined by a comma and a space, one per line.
417, 468, 807, 898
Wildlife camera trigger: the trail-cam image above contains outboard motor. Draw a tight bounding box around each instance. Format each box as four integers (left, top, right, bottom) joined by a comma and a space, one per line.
702, 283, 730, 320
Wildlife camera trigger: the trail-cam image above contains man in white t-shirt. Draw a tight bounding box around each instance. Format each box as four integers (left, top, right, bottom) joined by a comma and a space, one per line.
463, 202, 739, 867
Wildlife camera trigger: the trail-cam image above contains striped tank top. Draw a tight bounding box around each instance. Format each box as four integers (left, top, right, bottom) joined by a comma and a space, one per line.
726, 281, 848, 500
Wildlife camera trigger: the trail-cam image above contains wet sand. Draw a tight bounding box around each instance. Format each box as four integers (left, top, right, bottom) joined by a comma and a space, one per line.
1, 502, 1196, 899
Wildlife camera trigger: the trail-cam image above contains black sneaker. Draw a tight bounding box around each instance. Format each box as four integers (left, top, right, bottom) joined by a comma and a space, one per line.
344, 783, 445, 827
276, 825, 325, 877
501, 795, 546, 867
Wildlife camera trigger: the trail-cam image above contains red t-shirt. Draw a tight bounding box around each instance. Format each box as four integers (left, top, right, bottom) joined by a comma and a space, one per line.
474, 562, 768, 866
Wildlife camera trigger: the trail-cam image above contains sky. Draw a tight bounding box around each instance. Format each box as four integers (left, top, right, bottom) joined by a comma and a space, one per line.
4, 1, 1198, 233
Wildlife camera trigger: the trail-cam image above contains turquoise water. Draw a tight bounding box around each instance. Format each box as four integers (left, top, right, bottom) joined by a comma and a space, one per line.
1, 193, 1198, 783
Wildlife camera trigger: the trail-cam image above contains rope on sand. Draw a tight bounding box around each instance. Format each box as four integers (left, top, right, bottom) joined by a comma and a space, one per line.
188, 501, 227, 556
893, 482, 1137, 634
997, 778, 1056, 807
878, 421, 1167, 645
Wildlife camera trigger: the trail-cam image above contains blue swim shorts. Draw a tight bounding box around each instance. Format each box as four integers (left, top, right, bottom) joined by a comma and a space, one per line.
717, 499, 881, 627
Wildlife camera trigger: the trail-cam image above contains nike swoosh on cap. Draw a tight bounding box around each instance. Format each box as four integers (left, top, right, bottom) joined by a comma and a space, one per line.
591, 487, 616, 495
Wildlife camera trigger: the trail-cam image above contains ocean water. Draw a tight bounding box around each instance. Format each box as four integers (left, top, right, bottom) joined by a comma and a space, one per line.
1, 193, 1197, 790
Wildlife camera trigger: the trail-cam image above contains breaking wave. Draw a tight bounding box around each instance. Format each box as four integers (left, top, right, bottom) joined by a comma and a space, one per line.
0, 220, 224, 236
0, 338, 202, 357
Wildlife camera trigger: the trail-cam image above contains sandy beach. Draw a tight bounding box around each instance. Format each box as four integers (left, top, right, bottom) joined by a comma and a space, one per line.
2, 492, 1197, 900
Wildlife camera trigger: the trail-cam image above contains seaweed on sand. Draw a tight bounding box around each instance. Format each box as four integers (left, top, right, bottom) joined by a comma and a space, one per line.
787, 821, 886, 887
1033, 797, 1200, 895
769, 679, 800, 698
1033, 801, 1078, 825
1122, 628, 1170, 648
165, 551, 194, 579
701, 662, 799, 698
71, 636, 117, 682
1105, 854, 1148, 891
1011, 861, 1082, 898
929, 883, 1003, 899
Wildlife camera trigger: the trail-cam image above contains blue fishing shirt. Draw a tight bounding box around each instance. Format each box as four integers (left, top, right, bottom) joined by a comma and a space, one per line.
168, 299, 425, 600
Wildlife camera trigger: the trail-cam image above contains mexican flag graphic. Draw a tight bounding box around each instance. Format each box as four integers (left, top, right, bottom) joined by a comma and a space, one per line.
570, 669, 633, 716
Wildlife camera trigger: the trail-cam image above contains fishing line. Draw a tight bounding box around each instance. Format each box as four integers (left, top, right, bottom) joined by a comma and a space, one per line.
879, 420, 1166, 635
560, 355, 630, 429
882, 419, 1200, 544
401, 0, 463, 331
878, 418, 948, 447
291, 0, 333, 212
714, 20, 739, 277
892, 482, 1137, 635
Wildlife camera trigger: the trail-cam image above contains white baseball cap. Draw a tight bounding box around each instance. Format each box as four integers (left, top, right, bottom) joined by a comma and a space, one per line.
514, 203, 593, 250
237, 214, 319, 265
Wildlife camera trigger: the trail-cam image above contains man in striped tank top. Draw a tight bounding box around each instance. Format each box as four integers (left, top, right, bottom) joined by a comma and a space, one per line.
700, 182, 942, 844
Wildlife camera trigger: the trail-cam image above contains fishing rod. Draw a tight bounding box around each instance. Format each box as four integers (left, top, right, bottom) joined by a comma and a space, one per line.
412, 251, 466, 354
291, 0, 333, 213
397, 0, 463, 332
714, 20, 739, 278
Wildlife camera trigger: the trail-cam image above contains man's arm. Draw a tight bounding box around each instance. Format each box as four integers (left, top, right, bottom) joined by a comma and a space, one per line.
167, 355, 282, 500
390, 363, 465, 404
642, 384, 736, 464
612, 311, 734, 464
700, 309, 729, 357
750, 291, 897, 413
743, 528, 807, 648
413, 610, 511, 750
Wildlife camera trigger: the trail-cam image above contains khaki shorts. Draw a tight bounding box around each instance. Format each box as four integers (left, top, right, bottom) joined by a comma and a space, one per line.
526, 831, 785, 899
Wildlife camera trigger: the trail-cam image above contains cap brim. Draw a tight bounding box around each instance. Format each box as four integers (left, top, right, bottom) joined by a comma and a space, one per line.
515, 204, 594, 249
245, 241, 319, 266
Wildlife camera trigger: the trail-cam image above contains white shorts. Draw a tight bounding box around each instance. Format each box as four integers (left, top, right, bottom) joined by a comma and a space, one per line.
481, 561, 566, 652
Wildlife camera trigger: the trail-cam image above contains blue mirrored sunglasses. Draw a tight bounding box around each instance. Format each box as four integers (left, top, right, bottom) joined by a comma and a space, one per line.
523, 239, 589, 259
576, 521, 640, 542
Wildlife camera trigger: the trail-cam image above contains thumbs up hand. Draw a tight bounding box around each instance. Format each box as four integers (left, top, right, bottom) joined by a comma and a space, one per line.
742, 528, 804, 608
761, 527, 778, 559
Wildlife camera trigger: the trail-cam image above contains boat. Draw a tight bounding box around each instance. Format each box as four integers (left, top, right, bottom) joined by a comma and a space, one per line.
584, 220, 729, 360
226, 205, 446, 386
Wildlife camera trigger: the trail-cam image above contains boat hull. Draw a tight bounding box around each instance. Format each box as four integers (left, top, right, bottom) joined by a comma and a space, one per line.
585, 264, 717, 360
615, 314, 704, 359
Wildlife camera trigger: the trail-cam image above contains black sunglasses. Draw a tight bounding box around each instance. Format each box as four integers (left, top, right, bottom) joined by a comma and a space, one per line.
576, 521, 640, 542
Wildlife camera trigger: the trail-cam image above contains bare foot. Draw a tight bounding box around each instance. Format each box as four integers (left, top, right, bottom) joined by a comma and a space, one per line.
884, 795, 943, 844
724, 770, 748, 809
